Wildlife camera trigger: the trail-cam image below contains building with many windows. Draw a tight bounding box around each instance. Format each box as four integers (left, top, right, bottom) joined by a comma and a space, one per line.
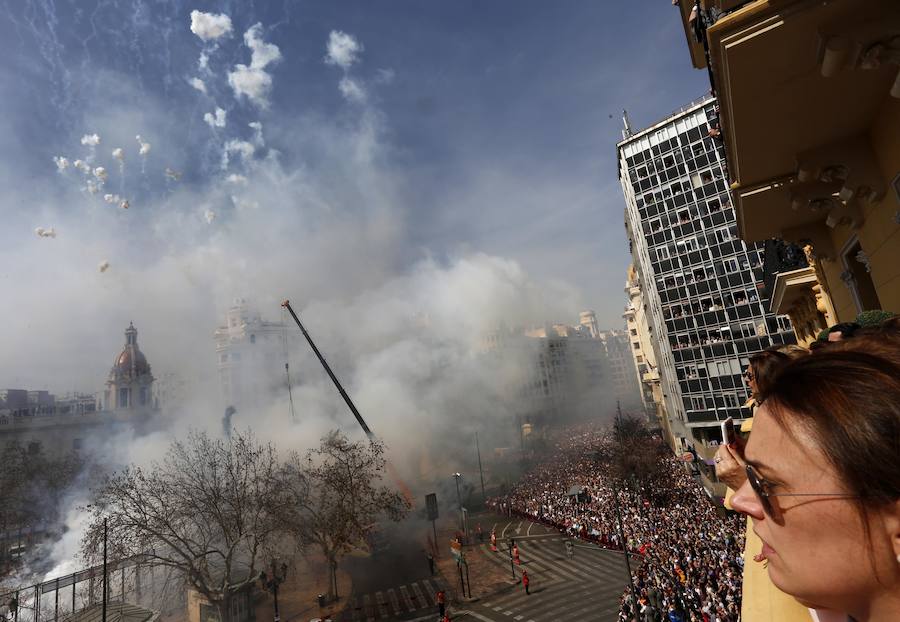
618, 96, 796, 488
674, 0, 898, 340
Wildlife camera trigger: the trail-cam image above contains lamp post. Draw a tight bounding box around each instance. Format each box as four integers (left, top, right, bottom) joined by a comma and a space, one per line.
452, 472, 463, 531
259, 561, 288, 622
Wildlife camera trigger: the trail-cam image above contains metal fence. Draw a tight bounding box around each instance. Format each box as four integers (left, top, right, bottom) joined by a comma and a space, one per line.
0, 557, 148, 622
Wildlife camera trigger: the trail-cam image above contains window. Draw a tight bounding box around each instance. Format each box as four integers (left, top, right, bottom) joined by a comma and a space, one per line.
649, 218, 662, 232
636, 355, 644, 363
633, 342, 641, 350
220, 353, 228, 363
677, 210, 690, 224
73, 438, 83, 450
118, 388, 129, 408
677, 237, 698, 253
721, 258, 739, 273
656, 246, 670, 261
715, 227, 734, 244
690, 396, 706, 410
707, 198, 722, 212
139, 387, 148, 405
739, 321, 756, 338
630, 329, 638, 336
250, 334, 256, 344
722, 393, 739, 408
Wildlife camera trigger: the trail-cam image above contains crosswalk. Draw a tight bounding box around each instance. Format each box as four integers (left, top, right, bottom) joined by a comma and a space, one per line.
469, 533, 629, 621
340, 577, 443, 621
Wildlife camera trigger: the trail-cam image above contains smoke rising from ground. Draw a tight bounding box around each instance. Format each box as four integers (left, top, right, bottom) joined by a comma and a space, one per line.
0, 5, 629, 584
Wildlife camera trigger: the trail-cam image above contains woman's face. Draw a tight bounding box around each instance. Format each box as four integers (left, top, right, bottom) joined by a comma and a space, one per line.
744, 365, 758, 396
730, 404, 899, 611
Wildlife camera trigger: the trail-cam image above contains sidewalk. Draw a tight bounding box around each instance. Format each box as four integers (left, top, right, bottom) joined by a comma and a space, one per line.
430, 514, 518, 605
254, 555, 352, 622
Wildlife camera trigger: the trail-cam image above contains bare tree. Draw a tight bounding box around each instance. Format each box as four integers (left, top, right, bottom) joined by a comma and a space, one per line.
0, 442, 85, 580
281, 431, 410, 601
81, 430, 287, 620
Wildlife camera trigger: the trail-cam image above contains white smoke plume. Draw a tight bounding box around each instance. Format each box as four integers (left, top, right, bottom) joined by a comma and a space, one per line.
165, 168, 182, 181
325, 30, 363, 69
221, 140, 255, 169
189, 77, 207, 94
80, 133, 100, 147
204, 208, 216, 224
203, 107, 227, 128
85, 180, 100, 194
136, 135, 151, 156
53, 156, 70, 171
93, 167, 108, 182
112, 148, 124, 161
225, 173, 247, 185
73, 159, 90, 174
339, 77, 366, 103
103, 193, 121, 204
198, 53, 210, 71
35, 227, 56, 238
248, 121, 263, 146
189, 10, 233, 42
119, 199, 130, 209
227, 24, 281, 108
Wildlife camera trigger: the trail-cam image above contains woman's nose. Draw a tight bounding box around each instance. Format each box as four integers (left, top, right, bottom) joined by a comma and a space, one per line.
730, 478, 764, 520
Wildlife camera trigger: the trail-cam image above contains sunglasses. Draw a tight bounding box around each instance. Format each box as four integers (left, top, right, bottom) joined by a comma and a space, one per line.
743, 369, 755, 381
745, 464, 857, 516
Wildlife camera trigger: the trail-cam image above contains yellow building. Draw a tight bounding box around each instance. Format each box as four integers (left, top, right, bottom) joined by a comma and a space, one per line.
676, 0, 900, 333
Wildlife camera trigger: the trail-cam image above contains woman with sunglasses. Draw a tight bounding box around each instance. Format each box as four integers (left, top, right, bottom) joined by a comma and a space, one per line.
730, 337, 900, 621
716, 348, 809, 621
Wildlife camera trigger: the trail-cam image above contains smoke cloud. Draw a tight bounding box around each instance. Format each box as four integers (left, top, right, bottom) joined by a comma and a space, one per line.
189, 10, 233, 42
203, 107, 227, 128
227, 24, 281, 109
325, 30, 363, 69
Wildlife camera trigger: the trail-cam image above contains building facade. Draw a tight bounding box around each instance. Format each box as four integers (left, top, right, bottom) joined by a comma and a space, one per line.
618, 97, 796, 475
214, 299, 299, 414
675, 0, 899, 339
623, 264, 675, 448
596, 328, 644, 414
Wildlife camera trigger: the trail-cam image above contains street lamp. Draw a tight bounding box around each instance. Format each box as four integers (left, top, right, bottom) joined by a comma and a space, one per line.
452, 472, 463, 533
259, 561, 288, 622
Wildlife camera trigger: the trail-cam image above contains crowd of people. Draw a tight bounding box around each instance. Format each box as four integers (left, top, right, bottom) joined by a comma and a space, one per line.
489, 313, 900, 622
489, 428, 745, 621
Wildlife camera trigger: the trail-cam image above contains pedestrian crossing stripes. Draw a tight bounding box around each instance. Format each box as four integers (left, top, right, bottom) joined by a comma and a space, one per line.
469, 529, 630, 622
342, 578, 440, 621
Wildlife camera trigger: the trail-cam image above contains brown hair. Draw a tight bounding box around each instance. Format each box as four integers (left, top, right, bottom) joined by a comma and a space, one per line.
765, 336, 900, 509
748, 349, 791, 402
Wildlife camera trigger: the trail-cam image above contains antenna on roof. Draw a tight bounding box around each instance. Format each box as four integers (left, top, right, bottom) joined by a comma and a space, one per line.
622, 109, 633, 140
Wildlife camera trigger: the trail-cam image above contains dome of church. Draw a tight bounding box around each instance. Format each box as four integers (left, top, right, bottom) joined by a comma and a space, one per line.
110, 322, 152, 379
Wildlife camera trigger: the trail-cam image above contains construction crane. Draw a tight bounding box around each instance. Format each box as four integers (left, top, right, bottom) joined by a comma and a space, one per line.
280, 300, 413, 504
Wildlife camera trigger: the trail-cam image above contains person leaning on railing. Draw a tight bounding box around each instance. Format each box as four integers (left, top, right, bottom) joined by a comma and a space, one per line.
728, 330, 900, 622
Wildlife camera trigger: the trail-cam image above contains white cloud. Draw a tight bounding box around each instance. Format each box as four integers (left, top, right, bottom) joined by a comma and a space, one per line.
203, 107, 227, 128
248, 121, 264, 146
227, 24, 281, 109
225, 173, 248, 185
189, 77, 207, 94
338, 77, 366, 103
221, 140, 256, 169
325, 30, 363, 69
198, 53, 209, 70
189, 10, 233, 42
375, 68, 396, 84
35, 227, 57, 238
80, 133, 100, 147
245, 24, 281, 70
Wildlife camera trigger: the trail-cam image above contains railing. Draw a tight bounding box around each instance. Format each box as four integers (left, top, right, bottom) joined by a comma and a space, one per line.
761, 238, 808, 301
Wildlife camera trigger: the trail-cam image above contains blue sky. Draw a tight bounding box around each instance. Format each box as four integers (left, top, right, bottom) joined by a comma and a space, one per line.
0, 1, 709, 390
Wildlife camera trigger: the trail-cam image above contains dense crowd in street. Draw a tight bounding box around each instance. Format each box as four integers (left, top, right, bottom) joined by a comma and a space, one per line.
489, 428, 745, 622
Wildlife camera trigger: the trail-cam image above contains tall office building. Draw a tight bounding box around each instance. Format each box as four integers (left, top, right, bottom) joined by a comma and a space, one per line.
617, 96, 795, 475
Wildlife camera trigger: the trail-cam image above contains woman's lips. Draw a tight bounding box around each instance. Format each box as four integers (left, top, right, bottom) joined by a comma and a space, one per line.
754, 540, 776, 562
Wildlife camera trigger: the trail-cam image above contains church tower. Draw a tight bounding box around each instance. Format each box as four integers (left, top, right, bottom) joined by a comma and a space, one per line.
105, 323, 155, 411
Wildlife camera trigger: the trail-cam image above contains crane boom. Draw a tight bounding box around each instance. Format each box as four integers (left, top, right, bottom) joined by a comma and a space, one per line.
281, 300, 374, 439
